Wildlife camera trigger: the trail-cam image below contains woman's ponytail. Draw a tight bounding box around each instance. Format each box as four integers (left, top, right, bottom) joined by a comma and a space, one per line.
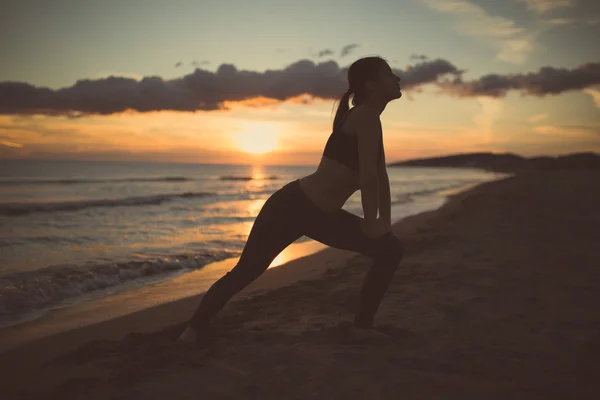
332, 89, 352, 131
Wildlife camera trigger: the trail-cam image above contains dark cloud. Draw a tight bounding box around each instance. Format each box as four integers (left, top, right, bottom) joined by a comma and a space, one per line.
0, 58, 463, 116
317, 49, 334, 58
436, 62, 600, 97
399, 58, 465, 90
0, 58, 597, 116
340, 44, 360, 58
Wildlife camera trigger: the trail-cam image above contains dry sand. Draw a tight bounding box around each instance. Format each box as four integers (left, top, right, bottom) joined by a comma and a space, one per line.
1, 170, 599, 399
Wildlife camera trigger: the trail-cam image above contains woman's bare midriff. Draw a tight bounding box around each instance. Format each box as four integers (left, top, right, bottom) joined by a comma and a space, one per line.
298, 158, 360, 213
298, 107, 363, 213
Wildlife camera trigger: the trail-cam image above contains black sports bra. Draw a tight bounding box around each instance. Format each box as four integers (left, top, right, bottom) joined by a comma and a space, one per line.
322, 107, 382, 171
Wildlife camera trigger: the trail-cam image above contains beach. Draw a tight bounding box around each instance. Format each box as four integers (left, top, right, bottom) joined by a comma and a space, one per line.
0, 160, 498, 329
1, 169, 599, 399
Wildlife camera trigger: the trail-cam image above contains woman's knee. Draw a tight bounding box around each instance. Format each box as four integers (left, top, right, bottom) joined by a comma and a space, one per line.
228, 260, 268, 283
375, 233, 404, 264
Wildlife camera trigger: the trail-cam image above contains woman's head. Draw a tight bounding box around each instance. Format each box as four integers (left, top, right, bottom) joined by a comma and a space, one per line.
333, 56, 402, 129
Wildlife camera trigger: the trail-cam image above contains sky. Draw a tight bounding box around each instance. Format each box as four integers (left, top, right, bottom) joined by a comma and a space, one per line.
1, 0, 599, 166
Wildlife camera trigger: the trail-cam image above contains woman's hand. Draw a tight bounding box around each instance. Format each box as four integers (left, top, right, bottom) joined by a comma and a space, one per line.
360, 217, 392, 238
380, 216, 392, 231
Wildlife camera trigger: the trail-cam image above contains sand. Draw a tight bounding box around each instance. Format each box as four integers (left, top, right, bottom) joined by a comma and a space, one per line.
1, 169, 599, 399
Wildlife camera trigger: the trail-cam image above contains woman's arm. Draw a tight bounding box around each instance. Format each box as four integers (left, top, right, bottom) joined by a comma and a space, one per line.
377, 132, 391, 223
378, 172, 391, 222
356, 110, 382, 222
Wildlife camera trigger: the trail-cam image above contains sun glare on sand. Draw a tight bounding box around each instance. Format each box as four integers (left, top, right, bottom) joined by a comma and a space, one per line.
232, 123, 279, 154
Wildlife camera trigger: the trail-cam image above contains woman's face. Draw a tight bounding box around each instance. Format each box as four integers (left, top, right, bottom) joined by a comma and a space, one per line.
369, 63, 402, 101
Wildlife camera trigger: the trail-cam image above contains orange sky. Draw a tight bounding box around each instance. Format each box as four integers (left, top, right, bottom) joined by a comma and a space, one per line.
1, 0, 599, 164
2, 89, 598, 166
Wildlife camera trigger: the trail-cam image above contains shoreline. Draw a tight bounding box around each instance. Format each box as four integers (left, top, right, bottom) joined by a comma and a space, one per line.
0, 180, 481, 349
0, 240, 333, 352
0, 176, 497, 352
0, 178, 493, 373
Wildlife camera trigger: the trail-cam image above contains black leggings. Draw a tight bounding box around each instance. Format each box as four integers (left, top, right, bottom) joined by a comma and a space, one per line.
189, 179, 404, 330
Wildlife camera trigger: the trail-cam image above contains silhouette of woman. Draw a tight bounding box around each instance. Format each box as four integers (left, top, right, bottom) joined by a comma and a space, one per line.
179, 56, 404, 343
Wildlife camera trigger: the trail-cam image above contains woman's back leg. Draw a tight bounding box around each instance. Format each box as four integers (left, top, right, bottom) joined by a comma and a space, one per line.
188, 186, 304, 331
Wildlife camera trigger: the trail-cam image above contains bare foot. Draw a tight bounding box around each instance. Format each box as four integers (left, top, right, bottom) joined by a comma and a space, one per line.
177, 326, 197, 343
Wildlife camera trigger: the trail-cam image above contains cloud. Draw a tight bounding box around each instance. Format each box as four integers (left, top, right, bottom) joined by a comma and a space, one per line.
497, 39, 534, 64
436, 62, 600, 97
94, 71, 144, 81
1, 58, 598, 116
547, 18, 576, 25
0, 58, 463, 116
317, 49, 335, 58
423, 0, 523, 37
583, 87, 600, 108
529, 112, 549, 122
532, 124, 600, 140
340, 44, 360, 57
514, 0, 575, 14
401, 58, 465, 89
0, 139, 23, 148
421, 0, 533, 64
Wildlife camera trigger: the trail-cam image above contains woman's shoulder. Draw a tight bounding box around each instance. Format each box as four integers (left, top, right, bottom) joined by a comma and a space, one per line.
346, 105, 380, 133
348, 105, 379, 123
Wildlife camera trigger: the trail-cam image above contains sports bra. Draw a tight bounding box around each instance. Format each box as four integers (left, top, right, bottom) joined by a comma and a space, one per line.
322, 107, 382, 171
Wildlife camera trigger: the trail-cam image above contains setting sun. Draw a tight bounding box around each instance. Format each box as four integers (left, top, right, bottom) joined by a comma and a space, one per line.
232, 123, 279, 154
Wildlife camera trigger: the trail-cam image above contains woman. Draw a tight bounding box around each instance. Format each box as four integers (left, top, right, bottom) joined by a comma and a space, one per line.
179, 56, 404, 343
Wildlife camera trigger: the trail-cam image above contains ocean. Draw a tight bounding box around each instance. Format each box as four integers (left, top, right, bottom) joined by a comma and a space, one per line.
0, 159, 507, 328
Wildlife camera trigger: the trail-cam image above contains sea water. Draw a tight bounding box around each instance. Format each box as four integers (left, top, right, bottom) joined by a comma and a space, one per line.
0, 159, 507, 328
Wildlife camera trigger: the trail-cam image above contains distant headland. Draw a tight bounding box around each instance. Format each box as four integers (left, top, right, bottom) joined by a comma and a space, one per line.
388, 152, 600, 173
